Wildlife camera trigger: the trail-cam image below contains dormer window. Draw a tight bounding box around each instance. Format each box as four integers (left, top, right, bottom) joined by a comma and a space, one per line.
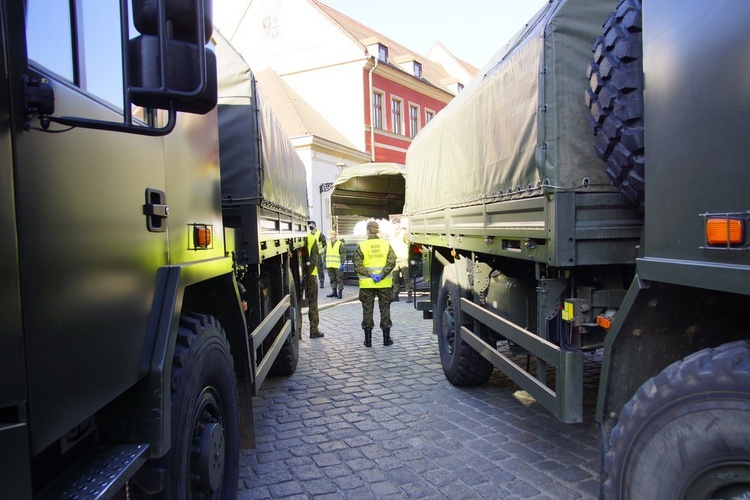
413, 61, 422, 79
378, 44, 388, 62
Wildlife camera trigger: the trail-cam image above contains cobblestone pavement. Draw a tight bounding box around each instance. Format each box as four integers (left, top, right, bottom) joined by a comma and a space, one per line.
238, 285, 602, 499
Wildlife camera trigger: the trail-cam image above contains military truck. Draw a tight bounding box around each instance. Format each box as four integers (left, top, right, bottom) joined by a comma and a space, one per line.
1, 1, 307, 497
405, 0, 750, 496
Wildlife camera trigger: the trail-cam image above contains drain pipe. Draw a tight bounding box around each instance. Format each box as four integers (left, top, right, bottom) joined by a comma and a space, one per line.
368, 56, 378, 161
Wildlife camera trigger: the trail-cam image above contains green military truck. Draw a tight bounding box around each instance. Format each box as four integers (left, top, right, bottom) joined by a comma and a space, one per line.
406, 0, 750, 496
1, 1, 307, 497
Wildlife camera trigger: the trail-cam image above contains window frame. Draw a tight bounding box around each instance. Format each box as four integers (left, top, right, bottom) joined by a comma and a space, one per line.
408, 103, 420, 138
390, 96, 403, 135
425, 109, 435, 125
372, 89, 384, 130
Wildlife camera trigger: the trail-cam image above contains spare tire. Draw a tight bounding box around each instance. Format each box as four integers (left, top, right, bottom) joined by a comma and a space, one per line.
585, 0, 644, 208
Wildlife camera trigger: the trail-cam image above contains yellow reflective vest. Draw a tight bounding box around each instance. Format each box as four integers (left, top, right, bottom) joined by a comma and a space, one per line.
358, 239, 392, 288
308, 229, 323, 253
306, 234, 318, 277
325, 240, 343, 268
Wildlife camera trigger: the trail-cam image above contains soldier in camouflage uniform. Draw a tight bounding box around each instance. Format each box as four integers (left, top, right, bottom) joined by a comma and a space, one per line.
354, 220, 397, 347
305, 230, 324, 338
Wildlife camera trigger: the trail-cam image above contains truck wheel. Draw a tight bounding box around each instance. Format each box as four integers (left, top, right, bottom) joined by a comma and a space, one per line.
436, 264, 494, 386
586, 0, 644, 208
162, 313, 239, 499
602, 340, 750, 499
269, 269, 301, 375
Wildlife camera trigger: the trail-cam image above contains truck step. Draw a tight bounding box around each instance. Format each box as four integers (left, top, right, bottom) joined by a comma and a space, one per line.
44, 443, 150, 499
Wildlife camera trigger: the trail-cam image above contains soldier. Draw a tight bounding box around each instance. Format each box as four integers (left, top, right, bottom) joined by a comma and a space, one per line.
354, 220, 397, 347
305, 229, 324, 338
390, 217, 413, 303
307, 220, 327, 289
325, 230, 346, 299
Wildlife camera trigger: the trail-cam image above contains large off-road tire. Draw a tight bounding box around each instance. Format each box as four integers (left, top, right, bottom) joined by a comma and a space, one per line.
602, 341, 750, 499
159, 313, 239, 499
586, 0, 645, 208
269, 268, 301, 376
435, 264, 494, 386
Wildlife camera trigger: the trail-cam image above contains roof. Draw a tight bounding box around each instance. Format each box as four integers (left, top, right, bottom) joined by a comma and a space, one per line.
254, 68, 358, 149
311, 0, 477, 93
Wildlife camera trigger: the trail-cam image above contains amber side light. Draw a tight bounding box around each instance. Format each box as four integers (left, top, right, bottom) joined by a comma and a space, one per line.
596, 315, 612, 330
196, 226, 211, 247
706, 218, 744, 246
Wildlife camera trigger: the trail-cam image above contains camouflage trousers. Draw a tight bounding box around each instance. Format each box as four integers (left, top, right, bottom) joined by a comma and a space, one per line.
327, 268, 344, 292
359, 287, 392, 330
318, 255, 326, 286
304, 277, 320, 334
391, 264, 413, 295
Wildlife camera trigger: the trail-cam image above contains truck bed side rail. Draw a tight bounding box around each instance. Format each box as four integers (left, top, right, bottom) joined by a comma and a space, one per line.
250, 294, 292, 393
461, 298, 583, 423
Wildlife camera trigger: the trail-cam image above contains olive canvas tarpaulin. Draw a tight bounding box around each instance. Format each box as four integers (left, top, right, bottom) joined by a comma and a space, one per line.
404, 0, 617, 216
215, 31, 308, 219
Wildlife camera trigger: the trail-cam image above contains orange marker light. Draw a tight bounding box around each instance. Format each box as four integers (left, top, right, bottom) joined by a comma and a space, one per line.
596, 315, 612, 330
706, 218, 744, 246
195, 226, 212, 248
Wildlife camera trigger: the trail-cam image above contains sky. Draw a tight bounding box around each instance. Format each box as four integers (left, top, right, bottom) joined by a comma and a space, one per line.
318, 0, 550, 69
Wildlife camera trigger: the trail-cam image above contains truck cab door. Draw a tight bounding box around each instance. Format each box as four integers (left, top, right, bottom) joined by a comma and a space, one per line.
16, 2, 170, 455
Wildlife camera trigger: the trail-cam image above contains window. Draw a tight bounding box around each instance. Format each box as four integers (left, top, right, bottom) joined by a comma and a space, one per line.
26, 1, 128, 108
425, 110, 435, 124
378, 44, 388, 62
391, 98, 402, 135
372, 91, 383, 130
413, 61, 422, 79
409, 104, 419, 138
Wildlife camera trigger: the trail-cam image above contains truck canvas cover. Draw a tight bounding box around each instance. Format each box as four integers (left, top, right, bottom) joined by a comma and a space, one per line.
405, 0, 616, 215
215, 32, 308, 219
331, 162, 406, 220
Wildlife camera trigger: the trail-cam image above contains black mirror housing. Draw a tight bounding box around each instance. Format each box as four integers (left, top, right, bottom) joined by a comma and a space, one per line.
128, 36, 217, 115
132, 0, 213, 43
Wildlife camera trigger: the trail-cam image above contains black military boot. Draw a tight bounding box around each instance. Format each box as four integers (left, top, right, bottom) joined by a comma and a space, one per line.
406, 290, 413, 304
383, 329, 393, 346
393, 290, 400, 302
326, 287, 337, 297
364, 328, 372, 347
337, 289, 342, 299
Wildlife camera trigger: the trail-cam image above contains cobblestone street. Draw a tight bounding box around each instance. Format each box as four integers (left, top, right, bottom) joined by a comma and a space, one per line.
238, 287, 602, 499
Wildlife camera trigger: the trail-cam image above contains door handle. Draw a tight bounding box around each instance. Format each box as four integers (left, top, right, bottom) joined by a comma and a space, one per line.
143, 188, 168, 232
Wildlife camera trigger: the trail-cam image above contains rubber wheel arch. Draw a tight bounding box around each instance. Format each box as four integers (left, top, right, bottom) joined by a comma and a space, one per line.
435, 264, 494, 386
586, 0, 645, 208
602, 340, 750, 499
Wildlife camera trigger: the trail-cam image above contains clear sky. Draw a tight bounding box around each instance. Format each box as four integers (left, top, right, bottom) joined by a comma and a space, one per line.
318, 0, 550, 68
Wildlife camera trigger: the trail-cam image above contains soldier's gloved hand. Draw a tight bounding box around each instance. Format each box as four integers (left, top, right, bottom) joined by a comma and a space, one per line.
339, 264, 344, 271
371, 273, 382, 283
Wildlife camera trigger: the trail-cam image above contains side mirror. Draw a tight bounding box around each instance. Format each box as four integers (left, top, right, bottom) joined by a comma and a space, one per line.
129, 0, 216, 114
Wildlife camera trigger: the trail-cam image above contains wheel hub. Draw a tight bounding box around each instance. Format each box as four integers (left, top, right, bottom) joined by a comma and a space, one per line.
194, 420, 225, 492
684, 461, 750, 499
442, 298, 456, 354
